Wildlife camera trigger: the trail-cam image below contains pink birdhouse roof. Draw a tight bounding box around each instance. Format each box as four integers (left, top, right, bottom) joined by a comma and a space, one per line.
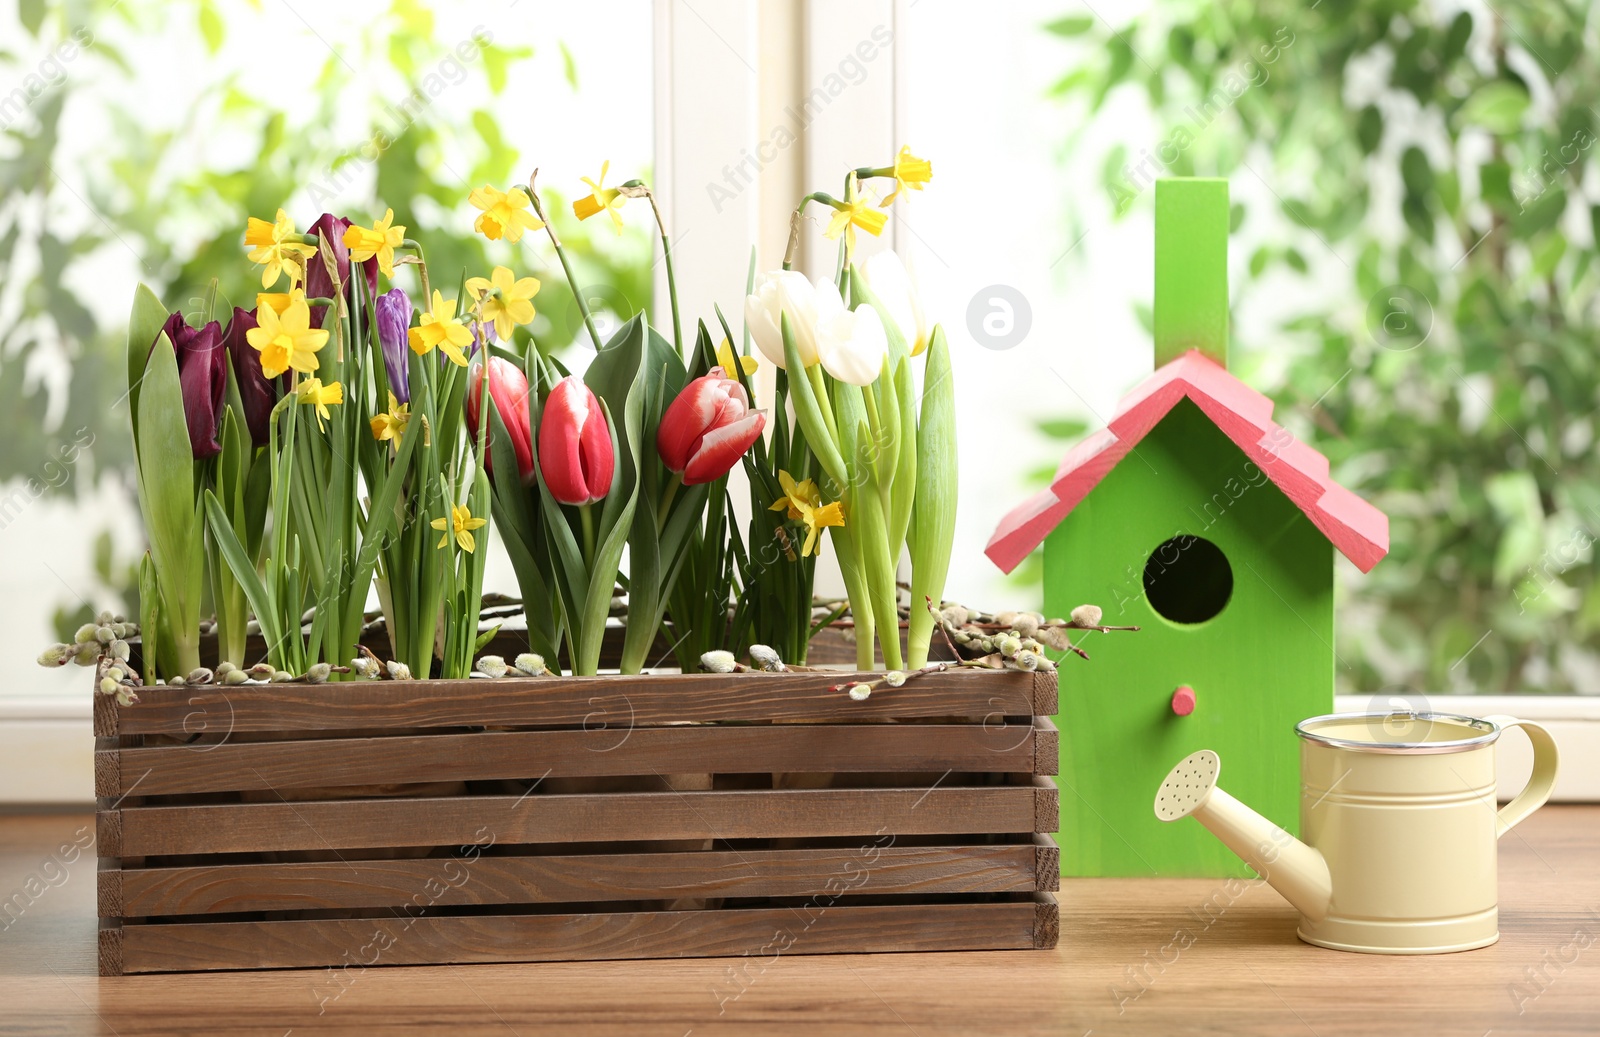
985, 350, 1389, 575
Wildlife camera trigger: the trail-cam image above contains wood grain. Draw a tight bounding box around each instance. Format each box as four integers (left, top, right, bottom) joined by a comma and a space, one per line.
104, 784, 1056, 856
96, 668, 1057, 737
113, 843, 1048, 915
4, 808, 1598, 1035
99, 720, 1050, 795
116, 899, 1049, 973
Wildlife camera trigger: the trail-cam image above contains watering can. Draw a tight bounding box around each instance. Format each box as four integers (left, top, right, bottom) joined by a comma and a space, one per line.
1153, 710, 1559, 954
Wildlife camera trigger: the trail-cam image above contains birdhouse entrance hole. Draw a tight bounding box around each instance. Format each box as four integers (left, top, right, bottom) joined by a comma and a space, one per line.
1143, 536, 1233, 625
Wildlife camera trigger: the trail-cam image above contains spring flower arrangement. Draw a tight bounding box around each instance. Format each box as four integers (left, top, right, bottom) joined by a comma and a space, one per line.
44, 147, 965, 696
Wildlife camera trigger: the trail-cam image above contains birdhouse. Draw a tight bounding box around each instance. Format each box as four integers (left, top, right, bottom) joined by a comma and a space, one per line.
986, 179, 1389, 877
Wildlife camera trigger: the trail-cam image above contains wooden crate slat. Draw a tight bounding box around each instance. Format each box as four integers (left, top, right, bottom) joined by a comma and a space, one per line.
114, 898, 1055, 973
100, 721, 1047, 796
104, 782, 1057, 856
96, 669, 1058, 737
114, 843, 1048, 915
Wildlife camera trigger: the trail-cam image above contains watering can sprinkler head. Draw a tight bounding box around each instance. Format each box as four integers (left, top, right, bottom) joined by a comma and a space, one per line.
1154, 750, 1333, 921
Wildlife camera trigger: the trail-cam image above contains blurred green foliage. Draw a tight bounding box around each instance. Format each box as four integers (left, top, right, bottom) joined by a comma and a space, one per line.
0, 0, 651, 639
1046, 1, 1598, 694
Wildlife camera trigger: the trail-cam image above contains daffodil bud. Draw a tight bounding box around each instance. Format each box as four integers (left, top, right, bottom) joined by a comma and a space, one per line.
476, 655, 510, 678
700, 650, 737, 673
1071, 604, 1103, 628
513, 653, 547, 676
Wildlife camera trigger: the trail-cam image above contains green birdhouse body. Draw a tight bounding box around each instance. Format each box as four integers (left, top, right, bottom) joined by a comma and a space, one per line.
986, 179, 1389, 877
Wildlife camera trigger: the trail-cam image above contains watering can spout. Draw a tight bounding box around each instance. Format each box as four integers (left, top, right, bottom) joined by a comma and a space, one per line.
1154, 750, 1333, 921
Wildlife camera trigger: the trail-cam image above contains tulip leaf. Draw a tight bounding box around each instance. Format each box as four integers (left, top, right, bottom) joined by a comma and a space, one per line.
137, 552, 160, 687
906, 325, 957, 668
486, 401, 561, 664
126, 284, 170, 441
135, 331, 200, 670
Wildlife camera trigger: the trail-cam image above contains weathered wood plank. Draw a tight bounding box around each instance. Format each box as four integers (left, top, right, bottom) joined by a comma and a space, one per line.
104, 669, 1055, 736
113, 843, 1047, 915
116, 900, 1043, 972
1033, 893, 1060, 949
101, 722, 1045, 795
105, 785, 1048, 856
1034, 715, 1059, 776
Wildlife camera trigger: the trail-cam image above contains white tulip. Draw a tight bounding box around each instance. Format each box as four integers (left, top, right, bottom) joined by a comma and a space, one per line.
744, 270, 831, 369
816, 285, 889, 387
859, 250, 929, 356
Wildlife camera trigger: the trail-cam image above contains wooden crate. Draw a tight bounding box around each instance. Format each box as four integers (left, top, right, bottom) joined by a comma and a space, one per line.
94, 668, 1059, 975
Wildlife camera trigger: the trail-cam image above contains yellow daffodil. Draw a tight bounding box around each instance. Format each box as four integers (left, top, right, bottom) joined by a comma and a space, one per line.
244, 209, 317, 289
716, 337, 759, 378
408, 290, 474, 366
823, 177, 888, 253
465, 266, 541, 342
255, 291, 295, 318
246, 293, 328, 379
768, 469, 845, 557
295, 377, 344, 431
469, 185, 543, 242
342, 208, 406, 278
432, 503, 487, 553
572, 160, 627, 233
369, 391, 410, 445
879, 146, 932, 207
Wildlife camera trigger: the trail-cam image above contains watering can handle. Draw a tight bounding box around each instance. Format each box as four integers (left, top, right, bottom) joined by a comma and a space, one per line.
1484, 715, 1560, 839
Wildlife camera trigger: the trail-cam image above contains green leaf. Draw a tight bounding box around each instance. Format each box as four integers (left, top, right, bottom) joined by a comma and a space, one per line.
137, 552, 160, 686
907, 326, 957, 668
558, 40, 578, 88
198, 0, 225, 54
1355, 105, 1383, 155
205, 490, 280, 659
126, 285, 171, 441
1043, 14, 1095, 36
18, 0, 44, 36
136, 332, 198, 646
1458, 82, 1528, 135
1400, 147, 1433, 198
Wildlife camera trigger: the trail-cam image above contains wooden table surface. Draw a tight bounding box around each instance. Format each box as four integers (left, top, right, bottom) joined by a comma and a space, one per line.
1, 807, 1595, 1036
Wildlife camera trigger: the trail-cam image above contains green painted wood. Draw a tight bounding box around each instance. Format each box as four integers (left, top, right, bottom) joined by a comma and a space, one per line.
1043, 399, 1333, 877
1154, 178, 1229, 369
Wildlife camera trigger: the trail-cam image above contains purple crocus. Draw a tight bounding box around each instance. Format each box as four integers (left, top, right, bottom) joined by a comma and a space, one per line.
157, 312, 226, 460
304, 213, 380, 328
223, 307, 281, 447
375, 288, 413, 404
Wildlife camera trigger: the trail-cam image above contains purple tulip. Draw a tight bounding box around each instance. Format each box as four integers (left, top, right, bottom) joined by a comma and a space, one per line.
157, 312, 226, 460
304, 213, 380, 328
223, 308, 281, 447
375, 288, 413, 404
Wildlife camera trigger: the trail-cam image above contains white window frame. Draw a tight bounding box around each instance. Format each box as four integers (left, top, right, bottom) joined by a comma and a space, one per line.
7, 2, 1594, 806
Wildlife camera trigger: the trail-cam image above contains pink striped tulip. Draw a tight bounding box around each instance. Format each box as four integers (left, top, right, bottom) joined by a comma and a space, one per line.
657, 367, 765, 485
466, 357, 534, 485
538, 376, 614, 505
